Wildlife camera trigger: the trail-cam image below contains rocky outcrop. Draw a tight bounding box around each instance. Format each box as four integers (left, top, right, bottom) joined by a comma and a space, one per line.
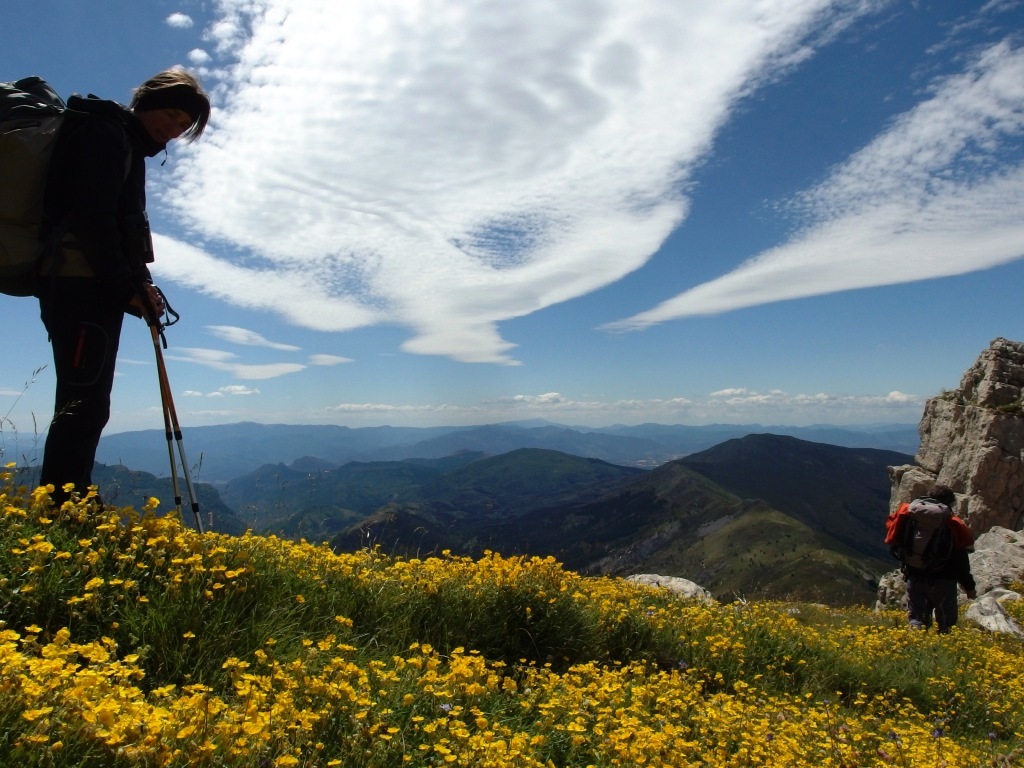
969, 527, 1024, 594
889, 337, 1024, 533
626, 573, 717, 604
964, 589, 1023, 638
879, 338, 1024, 632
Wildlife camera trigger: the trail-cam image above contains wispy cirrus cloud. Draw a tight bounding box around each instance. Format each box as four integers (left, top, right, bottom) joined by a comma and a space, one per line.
167, 348, 306, 380
309, 354, 352, 366
324, 388, 924, 426
166, 341, 349, 380
606, 40, 1024, 330
152, 0, 880, 364
185, 384, 261, 398
205, 325, 300, 351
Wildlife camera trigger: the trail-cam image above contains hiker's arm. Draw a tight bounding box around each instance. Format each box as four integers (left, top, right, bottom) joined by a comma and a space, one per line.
951, 548, 976, 596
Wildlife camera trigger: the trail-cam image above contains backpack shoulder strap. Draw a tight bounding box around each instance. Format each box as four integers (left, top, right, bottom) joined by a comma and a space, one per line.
61, 95, 134, 177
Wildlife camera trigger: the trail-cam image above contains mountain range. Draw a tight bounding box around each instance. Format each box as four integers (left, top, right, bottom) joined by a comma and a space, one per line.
95, 420, 918, 483
323, 435, 907, 605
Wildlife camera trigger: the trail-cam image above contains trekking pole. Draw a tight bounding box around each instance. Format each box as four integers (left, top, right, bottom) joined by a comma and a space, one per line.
147, 298, 204, 533
154, 330, 184, 518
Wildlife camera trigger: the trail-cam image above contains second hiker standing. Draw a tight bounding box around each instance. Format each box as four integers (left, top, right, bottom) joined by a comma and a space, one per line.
885, 483, 977, 632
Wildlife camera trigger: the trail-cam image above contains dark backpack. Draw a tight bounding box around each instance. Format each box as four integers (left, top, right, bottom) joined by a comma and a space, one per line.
896, 498, 954, 572
0, 76, 130, 296
0, 77, 70, 296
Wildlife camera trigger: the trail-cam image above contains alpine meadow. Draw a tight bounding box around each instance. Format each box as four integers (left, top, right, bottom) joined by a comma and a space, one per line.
1, 471, 1022, 767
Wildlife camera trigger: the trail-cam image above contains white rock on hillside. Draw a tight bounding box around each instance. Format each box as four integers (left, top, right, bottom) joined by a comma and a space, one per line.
970, 527, 1024, 594
626, 573, 717, 604
964, 591, 1023, 638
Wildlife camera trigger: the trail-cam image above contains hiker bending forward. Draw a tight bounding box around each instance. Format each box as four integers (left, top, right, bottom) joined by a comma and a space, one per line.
36, 70, 210, 505
885, 484, 977, 632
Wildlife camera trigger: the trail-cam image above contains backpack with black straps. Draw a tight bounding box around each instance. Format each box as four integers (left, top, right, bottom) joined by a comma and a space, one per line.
1, 76, 132, 297
0, 76, 70, 296
895, 497, 954, 573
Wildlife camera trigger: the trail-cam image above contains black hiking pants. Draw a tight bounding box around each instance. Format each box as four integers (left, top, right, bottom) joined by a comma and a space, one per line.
905, 574, 959, 632
38, 278, 125, 504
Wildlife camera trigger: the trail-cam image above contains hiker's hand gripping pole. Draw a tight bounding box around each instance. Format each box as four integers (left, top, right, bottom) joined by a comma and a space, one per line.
146, 293, 203, 533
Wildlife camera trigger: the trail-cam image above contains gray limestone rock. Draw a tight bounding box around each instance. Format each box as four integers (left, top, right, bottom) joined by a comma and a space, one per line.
878, 339, 1024, 629
964, 594, 1023, 637
970, 527, 1024, 594
889, 337, 1024, 533
626, 573, 717, 604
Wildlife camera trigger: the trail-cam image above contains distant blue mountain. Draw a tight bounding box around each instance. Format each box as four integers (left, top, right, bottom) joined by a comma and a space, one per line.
95, 420, 919, 483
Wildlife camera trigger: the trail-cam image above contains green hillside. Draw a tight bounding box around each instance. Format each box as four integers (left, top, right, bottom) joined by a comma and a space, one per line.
221, 460, 443, 530
424, 448, 645, 517
226, 449, 642, 532
680, 433, 910, 559
634, 504, 883, 603
502, 459, 889, 604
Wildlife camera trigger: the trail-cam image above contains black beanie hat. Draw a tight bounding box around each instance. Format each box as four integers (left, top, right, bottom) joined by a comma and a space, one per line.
132, 83, 209, 124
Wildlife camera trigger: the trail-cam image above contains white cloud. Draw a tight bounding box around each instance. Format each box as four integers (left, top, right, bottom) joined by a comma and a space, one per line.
217, 384, 260, 396
166, 12, 193, 29
188, 48, 212, 65
710, 388, 751, 398
326, 403, 440, 415
323, 388, 924, 427
151, 235, 379, 332
607, 40, 1024, 329
511, 392, 569, 405
166, 347, 306, 380
308, 354, 352, 366
205, 325, 301, 351
154, 0, 875, 364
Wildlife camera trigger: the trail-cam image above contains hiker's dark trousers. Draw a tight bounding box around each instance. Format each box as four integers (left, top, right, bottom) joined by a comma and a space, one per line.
38, 278, 125, 503
905, 574, 959, 632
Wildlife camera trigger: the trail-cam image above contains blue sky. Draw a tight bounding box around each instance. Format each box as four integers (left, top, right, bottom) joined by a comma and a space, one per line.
2, 0, 1024, 456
